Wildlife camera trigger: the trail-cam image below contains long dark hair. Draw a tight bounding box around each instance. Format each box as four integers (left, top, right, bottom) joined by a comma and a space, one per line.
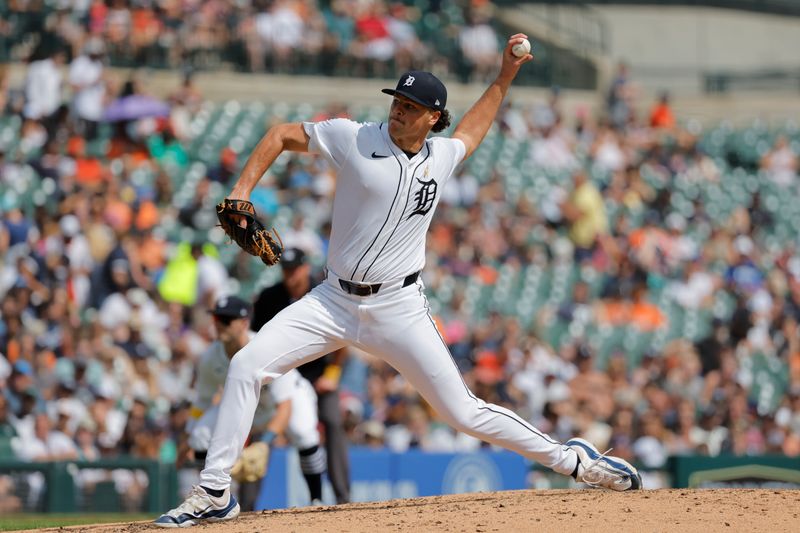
432, 109, 451, 133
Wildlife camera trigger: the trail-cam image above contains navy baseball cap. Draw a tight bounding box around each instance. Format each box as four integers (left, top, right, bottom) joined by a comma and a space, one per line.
210, 296, 250, 319
281, 247, 306, 269
382, 71, 447, 112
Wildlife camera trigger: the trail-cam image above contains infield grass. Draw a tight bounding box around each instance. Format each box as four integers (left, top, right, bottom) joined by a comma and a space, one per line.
0, 513, 151, 531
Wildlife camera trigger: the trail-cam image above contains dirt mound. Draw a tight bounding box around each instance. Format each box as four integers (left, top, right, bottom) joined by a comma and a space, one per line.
47, 489, 799, 533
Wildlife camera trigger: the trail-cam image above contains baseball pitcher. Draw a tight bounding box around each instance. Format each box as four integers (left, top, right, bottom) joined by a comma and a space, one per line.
156, 34, 640, 528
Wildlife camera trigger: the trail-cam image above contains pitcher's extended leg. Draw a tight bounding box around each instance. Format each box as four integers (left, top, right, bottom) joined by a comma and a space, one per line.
201, 290, 347, 489
362, 286, 577, 475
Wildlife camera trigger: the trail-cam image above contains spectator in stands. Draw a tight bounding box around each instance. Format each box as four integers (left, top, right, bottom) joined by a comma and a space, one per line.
207, 147, 239, 184
648, 91, 675, 130
168, 72, 204, 139
129, 2, 162, 64
87, 0, 108, 36
669, 256, 719, 310
88, 381, 127, 454
358, 420, 386, 449
178, 177, 213, 229
0, 394, 19, 460
4, 361, 36, 419
193, 242, 230, 308
68, 37, 107, 141
104, 0, 132, 58
632, 410, 669, 468
1, 206, 37, 249
530, 118, 578, 172
561, 170, 608, 262
606, 61, 637, 129
496, 98, 529, 140
74, 420, 101, 461
17, 114, 49, 156
568, 345, 613, 421
91, 237, 135, 310
760, 135, 797, 187
386, 3, 428, 73
23, 47, 66, 139
725, 235, 764, 296
322, 0, 357, 74
65, 136, 109, 189
458, 6, 499, 83
350, 0, 395, 77
591, 125, 628, 172
147, 121, 189, 169
282, 215, 325, 258
441, 167, 479, 208
269, 0, 307, 72
18, 412, 78, 462
629, 284, 666, 332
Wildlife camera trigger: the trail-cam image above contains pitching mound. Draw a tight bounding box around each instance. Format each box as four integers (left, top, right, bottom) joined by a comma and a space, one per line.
46, 489, 799, 533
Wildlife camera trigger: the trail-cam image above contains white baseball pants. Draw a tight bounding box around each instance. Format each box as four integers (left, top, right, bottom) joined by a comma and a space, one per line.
200, 275, 578, 489
188, 377, 320, 453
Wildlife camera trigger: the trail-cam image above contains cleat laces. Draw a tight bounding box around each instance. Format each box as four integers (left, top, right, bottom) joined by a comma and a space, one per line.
579, 447, 627, 488
173, 485, 214, 515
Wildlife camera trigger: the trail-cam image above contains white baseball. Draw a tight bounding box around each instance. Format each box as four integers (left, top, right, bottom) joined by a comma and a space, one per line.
511, 38, 531, 58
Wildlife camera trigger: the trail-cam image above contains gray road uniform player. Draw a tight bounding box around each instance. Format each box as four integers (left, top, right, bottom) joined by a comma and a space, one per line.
156, 33, 640, 528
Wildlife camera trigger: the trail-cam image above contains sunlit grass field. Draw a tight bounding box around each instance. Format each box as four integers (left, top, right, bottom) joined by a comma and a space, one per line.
0, 513, 151, 531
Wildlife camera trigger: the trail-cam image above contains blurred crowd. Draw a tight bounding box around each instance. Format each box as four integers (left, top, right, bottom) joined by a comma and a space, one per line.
1, 0, 507, 82
2, 34, 800, 511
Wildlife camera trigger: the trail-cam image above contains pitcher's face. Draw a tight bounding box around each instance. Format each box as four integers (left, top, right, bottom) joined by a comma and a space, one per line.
388, 95, 439, 140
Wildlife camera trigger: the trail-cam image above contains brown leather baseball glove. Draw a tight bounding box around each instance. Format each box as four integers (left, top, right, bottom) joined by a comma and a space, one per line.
231, 441, 270, 483
216, 199, 282, 266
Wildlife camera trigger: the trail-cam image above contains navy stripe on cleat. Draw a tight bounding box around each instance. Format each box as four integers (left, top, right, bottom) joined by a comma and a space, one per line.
566, 438, 642, 491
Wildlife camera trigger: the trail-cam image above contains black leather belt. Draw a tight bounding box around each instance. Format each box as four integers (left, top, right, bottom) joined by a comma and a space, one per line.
338, 271, 420, 296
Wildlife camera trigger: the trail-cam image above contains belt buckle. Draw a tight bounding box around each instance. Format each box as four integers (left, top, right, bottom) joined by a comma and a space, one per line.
357, 282, 380, 296
352, 282, 371, 296
339, 279, 378, 296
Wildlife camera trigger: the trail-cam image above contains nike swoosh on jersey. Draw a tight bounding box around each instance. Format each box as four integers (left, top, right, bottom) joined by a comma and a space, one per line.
371, 151, 390, 159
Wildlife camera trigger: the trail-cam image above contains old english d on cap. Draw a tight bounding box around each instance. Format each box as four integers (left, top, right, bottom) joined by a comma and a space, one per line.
382, 71, 447, 112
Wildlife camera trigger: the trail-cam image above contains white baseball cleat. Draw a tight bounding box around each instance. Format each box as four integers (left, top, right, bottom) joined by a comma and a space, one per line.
153, 485, 240, 528
566, 438, 642, 491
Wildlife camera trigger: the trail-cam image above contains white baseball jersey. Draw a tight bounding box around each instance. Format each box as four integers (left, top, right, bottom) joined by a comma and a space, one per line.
303, 119, 466, 283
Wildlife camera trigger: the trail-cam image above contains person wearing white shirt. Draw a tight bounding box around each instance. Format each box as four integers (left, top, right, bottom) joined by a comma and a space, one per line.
68, 39, 107, 140
458, 11, 500, 82
19, 413, 78, 462
24, 52, 65, 122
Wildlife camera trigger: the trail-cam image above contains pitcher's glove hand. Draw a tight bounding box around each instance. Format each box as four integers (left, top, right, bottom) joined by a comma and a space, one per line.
231, 442, 270, 483
216, 199, 282, 266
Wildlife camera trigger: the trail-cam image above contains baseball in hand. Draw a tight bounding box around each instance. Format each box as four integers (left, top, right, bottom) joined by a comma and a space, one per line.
512, 38, 531, 58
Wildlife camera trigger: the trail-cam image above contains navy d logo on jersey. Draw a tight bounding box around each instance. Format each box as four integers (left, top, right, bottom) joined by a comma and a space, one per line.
409, 177, 438, 218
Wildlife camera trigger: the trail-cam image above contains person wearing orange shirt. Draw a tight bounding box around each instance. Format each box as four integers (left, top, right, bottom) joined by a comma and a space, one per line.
649, 91, 675, 129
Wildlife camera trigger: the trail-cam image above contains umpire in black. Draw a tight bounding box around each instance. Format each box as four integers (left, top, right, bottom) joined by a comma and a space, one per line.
251, 247, 351, 504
